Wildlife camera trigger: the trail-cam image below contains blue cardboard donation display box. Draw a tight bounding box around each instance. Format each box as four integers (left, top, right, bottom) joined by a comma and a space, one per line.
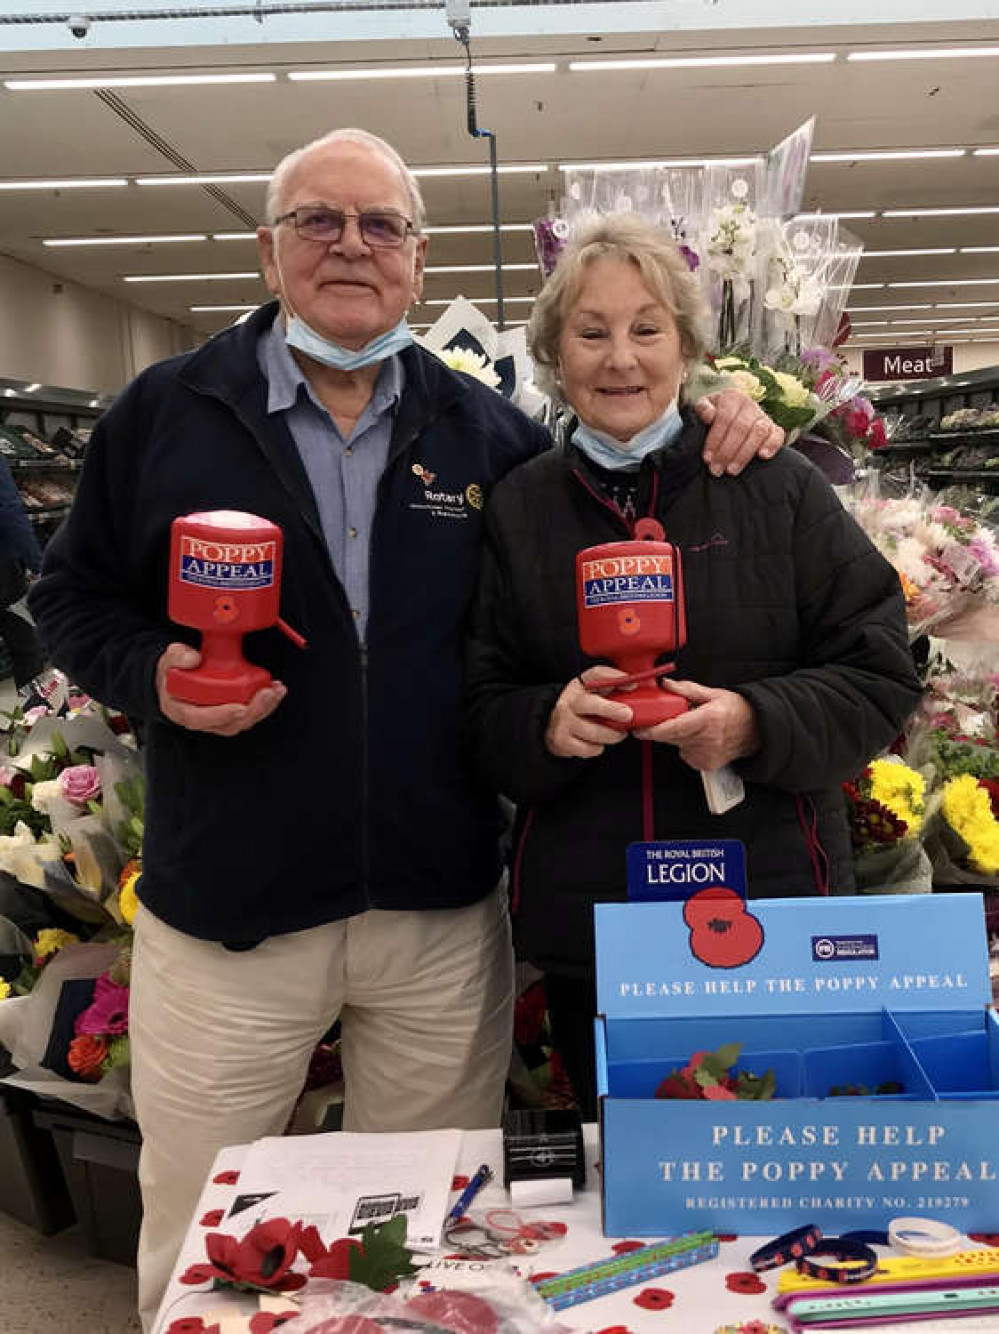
595, 893, 999, 1236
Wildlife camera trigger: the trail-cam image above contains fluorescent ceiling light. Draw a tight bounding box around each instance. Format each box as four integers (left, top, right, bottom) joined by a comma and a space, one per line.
289, 63, 555, 80
936, 301, 999, 307
213, 232, 258, 241
426, 264, 537, 275
24, 384, 41, 393
861, 248, 956, 257
846, 304, 933, 311
412, 165, 547, 178
125, 272, 260, 282
136, 173, 270, 185
0, 177, 127, 190
882, 205, 999, 217
811, 148, 965, 162
6, 73, 275, 90
190, 304, 260, 312
854, 330, 933, 337
836, 283, 885, 290
890, 277, 999, 287
795, 211, 877, 220
973, 148, 999, 156
961, 246, 999, 253
423, 223, 534, 234
849, 320, 892, 326
559, 157, 757, 171
945, 328, 999, 335
848, 46, 999, 61
568, 53, 835, 70
892, 316, 968, 323
44, 234, 207, 247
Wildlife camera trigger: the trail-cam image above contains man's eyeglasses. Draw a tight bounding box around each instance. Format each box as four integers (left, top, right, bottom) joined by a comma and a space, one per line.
273, 206, 416, 249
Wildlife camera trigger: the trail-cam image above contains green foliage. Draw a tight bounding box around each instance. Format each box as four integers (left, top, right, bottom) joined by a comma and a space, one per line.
349, 1215, 418, 1291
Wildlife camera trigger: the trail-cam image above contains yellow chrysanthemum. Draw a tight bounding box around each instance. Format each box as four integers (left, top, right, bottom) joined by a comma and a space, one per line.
868, 759, 926, 835
118, 870, 141, 926
33, 928, 80, 961
942, 775, 999, 875
772, 370, 811, 408
0, 979, 11, 1000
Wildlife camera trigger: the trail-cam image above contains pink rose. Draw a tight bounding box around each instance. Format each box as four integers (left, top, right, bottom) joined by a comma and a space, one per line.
0, 765, 17, 788
57, 764, 101, 806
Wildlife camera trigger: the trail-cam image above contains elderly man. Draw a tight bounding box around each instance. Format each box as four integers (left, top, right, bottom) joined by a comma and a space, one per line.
29, 127, 782, 1326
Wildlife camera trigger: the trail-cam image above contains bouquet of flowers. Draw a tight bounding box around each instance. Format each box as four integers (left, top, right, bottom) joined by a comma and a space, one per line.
843, 758, 932, 893
845, 487, 999, 639
416, 296, 544, 419
705, 352, 822, 437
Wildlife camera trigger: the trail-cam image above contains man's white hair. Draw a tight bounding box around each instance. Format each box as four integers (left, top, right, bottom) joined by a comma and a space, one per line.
265, 128, 426, 231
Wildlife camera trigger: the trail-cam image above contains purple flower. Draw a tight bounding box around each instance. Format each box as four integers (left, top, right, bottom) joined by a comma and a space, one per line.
800, 346, 839, 372
679, 244, 700, 272
968, 537, 999, 578
75, 973, 129, 1037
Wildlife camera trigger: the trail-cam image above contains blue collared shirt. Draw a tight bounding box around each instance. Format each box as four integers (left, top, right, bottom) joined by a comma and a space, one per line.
257, 318, 404, 641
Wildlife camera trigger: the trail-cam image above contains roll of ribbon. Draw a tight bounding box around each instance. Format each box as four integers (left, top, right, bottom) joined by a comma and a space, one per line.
796, 1237, 879, 1284
509, 1177, 573, 1209
888, 1216, 963, 1256
749, 1224, 822, 1272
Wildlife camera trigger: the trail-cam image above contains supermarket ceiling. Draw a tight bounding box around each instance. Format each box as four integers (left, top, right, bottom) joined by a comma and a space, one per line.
1, 5, 999, 352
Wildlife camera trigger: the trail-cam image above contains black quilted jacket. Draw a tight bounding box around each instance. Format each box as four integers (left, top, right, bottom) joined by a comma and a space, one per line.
465, 413, 923, 976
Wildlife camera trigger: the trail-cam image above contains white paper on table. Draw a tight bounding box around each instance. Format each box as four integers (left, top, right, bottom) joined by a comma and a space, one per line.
233, 1128, 462, 1251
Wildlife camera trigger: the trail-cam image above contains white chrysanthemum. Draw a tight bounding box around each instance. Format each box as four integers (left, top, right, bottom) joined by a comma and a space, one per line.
436, 346, 501, 390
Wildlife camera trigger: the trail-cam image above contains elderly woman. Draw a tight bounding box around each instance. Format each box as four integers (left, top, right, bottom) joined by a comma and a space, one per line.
465, 214, 922, 1118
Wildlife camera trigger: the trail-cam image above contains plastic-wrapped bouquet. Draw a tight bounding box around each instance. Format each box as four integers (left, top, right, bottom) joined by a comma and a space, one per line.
845, 486, 999, 639
843, 758, 932, 893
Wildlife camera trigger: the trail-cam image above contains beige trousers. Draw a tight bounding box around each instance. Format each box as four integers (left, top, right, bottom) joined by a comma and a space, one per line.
130, 888, 513, 1331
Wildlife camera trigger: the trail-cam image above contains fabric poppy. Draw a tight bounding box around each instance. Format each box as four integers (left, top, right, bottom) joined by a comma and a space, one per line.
633, 1287, 674, 1310
200, 1217, 307, 1291
404, 1290, 500, 1333
725, 1271, 767, 1295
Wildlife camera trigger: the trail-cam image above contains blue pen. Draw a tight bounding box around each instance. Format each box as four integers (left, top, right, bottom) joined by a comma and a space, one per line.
446, 1163, 493, 1224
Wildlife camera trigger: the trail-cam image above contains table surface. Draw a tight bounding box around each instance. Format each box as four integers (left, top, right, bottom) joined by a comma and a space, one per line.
151, 1124, 949, 1334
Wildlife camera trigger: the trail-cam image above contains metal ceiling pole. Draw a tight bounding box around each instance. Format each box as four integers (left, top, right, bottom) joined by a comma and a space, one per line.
452, 7, 505, 330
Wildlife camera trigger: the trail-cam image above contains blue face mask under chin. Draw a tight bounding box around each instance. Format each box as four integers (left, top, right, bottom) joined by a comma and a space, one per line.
571, 402, 685, 473
284, 312, 414, 371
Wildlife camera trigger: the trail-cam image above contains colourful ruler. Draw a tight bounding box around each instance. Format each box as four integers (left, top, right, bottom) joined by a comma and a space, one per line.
777, 1248, 999, 1295
532, 1231, 719, 1311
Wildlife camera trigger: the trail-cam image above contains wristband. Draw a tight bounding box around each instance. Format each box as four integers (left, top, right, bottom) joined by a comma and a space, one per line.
795, 1237, 879, 1284
749, 1224, 822, 1272
888, 1216, 963, 1256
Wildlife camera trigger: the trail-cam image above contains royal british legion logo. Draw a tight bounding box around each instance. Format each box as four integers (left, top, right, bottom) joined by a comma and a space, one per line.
179, 536, 276, 590
581, 552, 674, 607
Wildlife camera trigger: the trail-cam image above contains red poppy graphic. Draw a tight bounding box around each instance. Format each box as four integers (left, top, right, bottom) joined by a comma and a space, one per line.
451, 1174, 470, 1191
684, 887, 764, 968
612, 1240, 647, 1254
179, 1262, 219, 1286
212, 595, 239, 624
617, 607, 642, 637
199, 1209, 225, 1228
725, 1270, 767, 1294
529, 1271, 559, 1283
970, 1232, 999, 1246
633, 1287, 674, 1310
212, 1170, 240, 1185
165, 1320, 220, 1334
249, 1314, 297, 1333
716, 1232, 739, 1242
595, 1326, 633, 1334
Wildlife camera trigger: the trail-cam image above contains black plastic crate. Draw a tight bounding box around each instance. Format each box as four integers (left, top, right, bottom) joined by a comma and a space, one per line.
0, 1082, 76, 1234
34, 1105, 142, 1266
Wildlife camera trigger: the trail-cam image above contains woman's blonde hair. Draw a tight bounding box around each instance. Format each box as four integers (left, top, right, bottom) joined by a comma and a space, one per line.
527, 213, 707, 403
